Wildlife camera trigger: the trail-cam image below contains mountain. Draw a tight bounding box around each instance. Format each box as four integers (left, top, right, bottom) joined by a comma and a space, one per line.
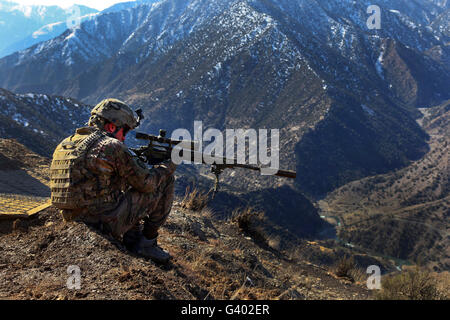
0, 1, 162, 59
0, 0, 98, 58
101, 0, 160, 13
0, 0, 448, 199
0, 88, 91, 156
321, 100, 450, 271
1, 12, 99, 59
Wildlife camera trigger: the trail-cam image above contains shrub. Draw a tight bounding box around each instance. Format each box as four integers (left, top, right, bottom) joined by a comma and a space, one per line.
231, 207, 268, 246
376, 267, 445, 300
181, 186, 210, 211
334, 256, 356, 279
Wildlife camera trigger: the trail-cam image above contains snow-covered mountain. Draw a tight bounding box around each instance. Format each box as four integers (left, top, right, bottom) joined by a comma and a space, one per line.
0, 0, 234, 76
1, 0, 448, 101
101, 0, 160, 13
1, 12, 101, 59
0, 0, 448, 196
0, 88, 90, 156
0, 0, 98, 58
0, 0, 163, 58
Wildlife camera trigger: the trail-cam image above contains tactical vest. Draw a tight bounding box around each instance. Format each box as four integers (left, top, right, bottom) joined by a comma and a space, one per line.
50, 128, 111, 210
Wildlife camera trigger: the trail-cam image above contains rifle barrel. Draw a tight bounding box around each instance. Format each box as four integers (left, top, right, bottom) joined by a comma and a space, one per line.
186, 151, 296, 179
226, 163, 296, 179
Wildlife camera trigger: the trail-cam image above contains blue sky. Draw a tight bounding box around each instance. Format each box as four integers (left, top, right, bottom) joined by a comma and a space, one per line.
11, 0, 136, 10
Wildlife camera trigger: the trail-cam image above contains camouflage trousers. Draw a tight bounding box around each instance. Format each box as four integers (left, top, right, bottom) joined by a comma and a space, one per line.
83, 175, 175, 241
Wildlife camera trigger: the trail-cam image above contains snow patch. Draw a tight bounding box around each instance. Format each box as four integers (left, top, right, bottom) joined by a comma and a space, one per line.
12, 113, 30, 126
13, 4, 32, 17
375, 45, 385, 80
361, 105, 375, 116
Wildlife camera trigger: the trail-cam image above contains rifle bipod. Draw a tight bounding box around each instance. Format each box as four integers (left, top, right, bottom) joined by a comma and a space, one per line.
211, 164, 226, 196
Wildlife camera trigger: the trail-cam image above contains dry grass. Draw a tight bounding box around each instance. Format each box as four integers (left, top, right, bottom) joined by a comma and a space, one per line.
334, 256, 356, 278
181, 242, 247, 300
267, 235, 282, 251
230, 207, 263, 226
332, 256, 366, 283
230, 207, 269, 246
376, 267, 448, 300
433, 271, 450, 298
180, 186, 210, 212
198, 207, 214, 219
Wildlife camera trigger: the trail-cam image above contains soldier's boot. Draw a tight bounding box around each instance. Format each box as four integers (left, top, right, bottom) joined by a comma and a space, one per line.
135, 236, 171, 264
123, 225, 142, 251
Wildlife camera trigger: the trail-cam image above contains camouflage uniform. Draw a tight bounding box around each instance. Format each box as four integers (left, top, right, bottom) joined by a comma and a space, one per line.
51, 98, 176, 263
55, 126, 176, 241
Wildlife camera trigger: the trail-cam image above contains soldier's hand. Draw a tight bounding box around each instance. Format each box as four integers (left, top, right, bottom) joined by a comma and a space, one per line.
160, 160, 177, 175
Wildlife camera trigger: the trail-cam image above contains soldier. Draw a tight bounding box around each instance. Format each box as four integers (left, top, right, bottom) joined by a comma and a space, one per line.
50, 99, 176, 264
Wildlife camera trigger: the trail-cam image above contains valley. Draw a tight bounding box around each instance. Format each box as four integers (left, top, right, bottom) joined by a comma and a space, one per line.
320, 100, 449, 271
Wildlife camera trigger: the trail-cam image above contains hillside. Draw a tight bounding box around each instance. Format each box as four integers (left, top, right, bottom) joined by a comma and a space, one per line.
0, 137, 447, 300
321, 100, 450, 271
0, 1, 162, 59
0, 138, 50, 195
0, 136, 326, 244
0, 204, 373, 300
0, 88, 91, 157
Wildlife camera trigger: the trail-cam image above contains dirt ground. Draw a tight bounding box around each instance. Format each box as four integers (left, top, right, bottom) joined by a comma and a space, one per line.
0, 203, 372, 300
0, 139, 50, 197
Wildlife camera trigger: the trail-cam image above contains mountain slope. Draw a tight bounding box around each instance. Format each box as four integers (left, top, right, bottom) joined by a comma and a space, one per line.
1, 0, 448, 105
0, 1, 98, 58
0, 138, 50, 197
0, 1, 163, 58
0, 204, 372, 300
0, 0, 233, 95
1, 12, 99, 58
0, 88, 90, 156
321, 100, 450, 271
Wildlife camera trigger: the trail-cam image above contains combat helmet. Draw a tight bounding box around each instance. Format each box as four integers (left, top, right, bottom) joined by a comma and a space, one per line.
90, 98, 139, 130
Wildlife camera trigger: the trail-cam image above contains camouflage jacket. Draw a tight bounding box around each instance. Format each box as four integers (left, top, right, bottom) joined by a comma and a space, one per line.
53, 126, 175, 216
